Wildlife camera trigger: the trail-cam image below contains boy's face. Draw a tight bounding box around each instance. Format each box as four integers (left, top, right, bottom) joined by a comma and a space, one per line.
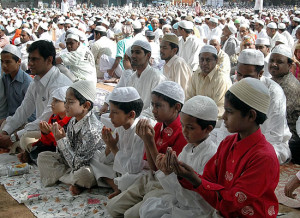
131, 45, 150, 67
64, 89, 85, 120
51, 97, 65, 115
109, 102, 132, 128
1, 53, 20, 75
151, 94, 177, 126
222, 99, 249, 133
180, 112, 209, 146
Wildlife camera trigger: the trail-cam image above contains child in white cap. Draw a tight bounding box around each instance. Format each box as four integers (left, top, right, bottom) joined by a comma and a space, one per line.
17, 86, 71, 164
106, 81, 187, 217
91, 87, 145, 199
37, 80, 104, 196
140, 95, 220, 218
166, 78, 280, 218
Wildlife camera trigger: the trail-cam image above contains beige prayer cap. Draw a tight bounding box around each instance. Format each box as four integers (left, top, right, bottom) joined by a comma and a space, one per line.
162, 33, 179, 45
109, 87, 141, 102
229, 78, 270, 114
238, 49, 264, 66
152, 81, 185, 104
271, 44, 293, 59
2, 44, 22, 59
182, 96, 218, 121
70, 80, 96, 102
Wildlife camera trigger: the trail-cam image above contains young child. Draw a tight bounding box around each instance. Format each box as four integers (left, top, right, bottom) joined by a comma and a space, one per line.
166, 78, 280, 217
37, 80, 104, 196
91, 87, 145, 199
106, 81, 187, 218
18, 86, 71, 164
140, 95, 220, 218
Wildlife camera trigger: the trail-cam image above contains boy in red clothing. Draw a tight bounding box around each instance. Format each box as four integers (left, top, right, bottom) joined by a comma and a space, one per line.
106, 81, 187, 218
18, 86, 71, 164
166, 78, 280, 218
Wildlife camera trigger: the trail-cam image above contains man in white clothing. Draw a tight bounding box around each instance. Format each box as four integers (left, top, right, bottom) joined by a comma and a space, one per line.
267, 22, 282, 49
255, 20, 268, 39
61, 0, 69, 14
19, 28, 33, 71
278, 23, 295, 48
37, 23, 52, 41
0, 40, 72, 151
255, 38, 271, 78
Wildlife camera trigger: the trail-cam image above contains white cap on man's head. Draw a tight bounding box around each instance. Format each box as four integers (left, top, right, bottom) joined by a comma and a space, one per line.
267, 22, 277, 29
152, 81, 185, 104
178, 20, 193, 30
2, 44, 22, 59
109, 87, 141, 102
132, 40, 152, 52
271, 44, 293, 59
200, 45, 218, 55
255, 38, 270, 46
66, 33, 79, 41
238, 49, 264, 66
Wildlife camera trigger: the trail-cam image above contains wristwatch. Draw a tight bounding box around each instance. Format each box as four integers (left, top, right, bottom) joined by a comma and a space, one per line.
10, 133, 17, 143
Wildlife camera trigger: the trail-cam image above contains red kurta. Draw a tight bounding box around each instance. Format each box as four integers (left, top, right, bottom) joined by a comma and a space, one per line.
32, 114, 71, 147
180, 128, 280, 218
144, 115, 187, 159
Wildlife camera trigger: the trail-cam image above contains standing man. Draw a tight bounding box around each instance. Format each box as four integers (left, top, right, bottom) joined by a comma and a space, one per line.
61, 0, 69, 15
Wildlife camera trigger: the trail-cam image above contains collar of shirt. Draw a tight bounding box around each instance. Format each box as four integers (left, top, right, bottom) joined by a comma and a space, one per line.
5, 67, 25, 83
134, 64, 151, 79
34, 65, 55, 87
71, 111, 92, 134
272, 72, 291, 85
165, 54, 178, 68
159, 115, 182, 137
229, 128, 264, 155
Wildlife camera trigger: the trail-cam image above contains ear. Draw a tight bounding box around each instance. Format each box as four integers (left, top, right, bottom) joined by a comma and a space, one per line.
258, 69, 264, 78
248, 109, 257, 123
128, 110, 136, 119
47, 56, 53, 65
83, 101, 91, 111
205, 125, 214, 134
17, 58, 22, 65
174, 103, 182, 112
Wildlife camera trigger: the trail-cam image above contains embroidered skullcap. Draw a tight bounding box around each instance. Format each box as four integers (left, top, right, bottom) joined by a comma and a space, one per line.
52, 86, 69, 102
152, 81, 185, 104
278, 23, 286, 30
70, 80, 96, 102
162, 33, 179, 45
132, 40, 152, 52
66, 33, 79, 41
271, 44, 293, 59
238, 49, 264, 66
2, 44, 22, 59
132, 21, 142, 29
109, 87, 141, 102
14, 37, 21, 46
227, 23, 237, 34
178, 20, 193, 30
255, 38, 270, 46
95, 26, 106, 32
182, 96, 218, 121
267, 22, 277, 29
229, 78, 270, 114
145, 30, 155, 37
200, 45, 217, 56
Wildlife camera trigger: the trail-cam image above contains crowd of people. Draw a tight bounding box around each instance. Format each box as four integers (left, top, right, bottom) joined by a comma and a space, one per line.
0, 1, 300, 217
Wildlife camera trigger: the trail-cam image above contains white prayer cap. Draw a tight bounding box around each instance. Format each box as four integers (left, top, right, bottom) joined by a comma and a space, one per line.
255, 38, 270, 46
65, 19, 73, 25
95, 26, 106, 32
205, 15, 210, 19
33, 19, 39, 23
178, 20, 193, 30
200, 45, 218, 56
1, 44, 22, 59
132, 21, 142, 29
210, 36, 221, 44
240, 23, 249, 29
238, 49, 264, 66
88, 20, 94, 26
152, 81, 185, 104
109, 87, 141, 102
139, 18, 145, 23
255, 20, 264, 26
294, 17, 300, 23
132, 40, 152, 52
227, 23, 237, 34
52, 86, 69, 102
102, 19, 110, 27
22, 28, 32, 36
39, 22, 48, 31
162, 24, 172, 31
267, 22, 277, 29
70, 80, 96, 102
278, 23, 286, 30
194, 17, 202, 23
66, 33, 79, 41
182, 96, 218, 121
272, 45, 292, 60
209, 17, 218, 24
14, 37, 21, 46
276, 34, 288, 45
58, 19, 65, 25
229, 78, 270, 115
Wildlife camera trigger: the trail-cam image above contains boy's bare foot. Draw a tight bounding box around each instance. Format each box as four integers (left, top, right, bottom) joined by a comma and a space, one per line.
69, 185, 84, 196
108, 189, 121, 199
17, 151, 30, 163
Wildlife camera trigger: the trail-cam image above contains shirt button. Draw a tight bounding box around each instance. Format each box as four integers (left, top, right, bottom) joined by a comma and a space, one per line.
232, 160, 234, 163
207, 185, 210, 189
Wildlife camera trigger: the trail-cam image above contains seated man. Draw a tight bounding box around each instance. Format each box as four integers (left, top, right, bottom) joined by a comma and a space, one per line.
0, 44, 35, 127
186, 45, 232, 121
0, 40, 72, 152
56, 33, 97, 83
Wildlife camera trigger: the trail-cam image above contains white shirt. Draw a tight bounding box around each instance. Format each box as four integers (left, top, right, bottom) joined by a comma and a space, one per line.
206, 26, 222, 42
178, 35, 204, 71
154, 28, 163, 44
256, 29, 268, 39
3, 66, 72, 137
149, 41, 164, 71
39, 32, 52, 41
20, 41, 33, 71
55, 32, 66, 48
263, 53, 271, 78
139, 137, 218, 218
61, 0, 69, 14
270, 31, 282, 49
60, 44, 97, 83
282, 30, 295, 48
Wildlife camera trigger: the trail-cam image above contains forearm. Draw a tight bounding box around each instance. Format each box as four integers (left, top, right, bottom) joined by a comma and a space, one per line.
110, 57, 121, 71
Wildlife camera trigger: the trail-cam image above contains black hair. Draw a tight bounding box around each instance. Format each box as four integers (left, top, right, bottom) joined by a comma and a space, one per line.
27, 40, 56, 65
70, 87, 94, 111
1, 51, 20, 62
141, 47, 151, 55
225, 91, 267, 125
109, 99, 144, 118
134, 28, 142, 34
212, 54, 218, 60
288, 58, 294, 64
146, 35, 155, 41
94, 30, 107, 37
196, 118, 217, 130
151, 91, 183, 111
169, 41, 179, 54
179, 26, 193, 34
254, 65, 264, 73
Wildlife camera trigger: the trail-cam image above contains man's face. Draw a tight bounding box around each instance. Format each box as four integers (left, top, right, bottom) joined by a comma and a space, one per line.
28, 49, 51, 76
239, 27, 248, 38
151, 19, 159, 31
209, 39, 221, 53
266, 27, 275, 38
222, 26, 231, 36
37, 27, 44, 35
236, 63, 261, 81
131, 45, 150, 67
64, 24, 71, 31
199, 52, 217, 74
20, 30, 30, 43
255, 44, 269, 57
160, 40, 177, 61
1, 53, 20, 75
254, 23, 262, 31
66, 38, 80, 52
269, 53, 291, 78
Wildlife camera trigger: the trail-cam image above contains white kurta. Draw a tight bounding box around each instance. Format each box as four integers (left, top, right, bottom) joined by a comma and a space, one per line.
263, 53, 272, 78
60, 44, 97, 83
139, 137, 219, 218
269, 32, 282, 49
